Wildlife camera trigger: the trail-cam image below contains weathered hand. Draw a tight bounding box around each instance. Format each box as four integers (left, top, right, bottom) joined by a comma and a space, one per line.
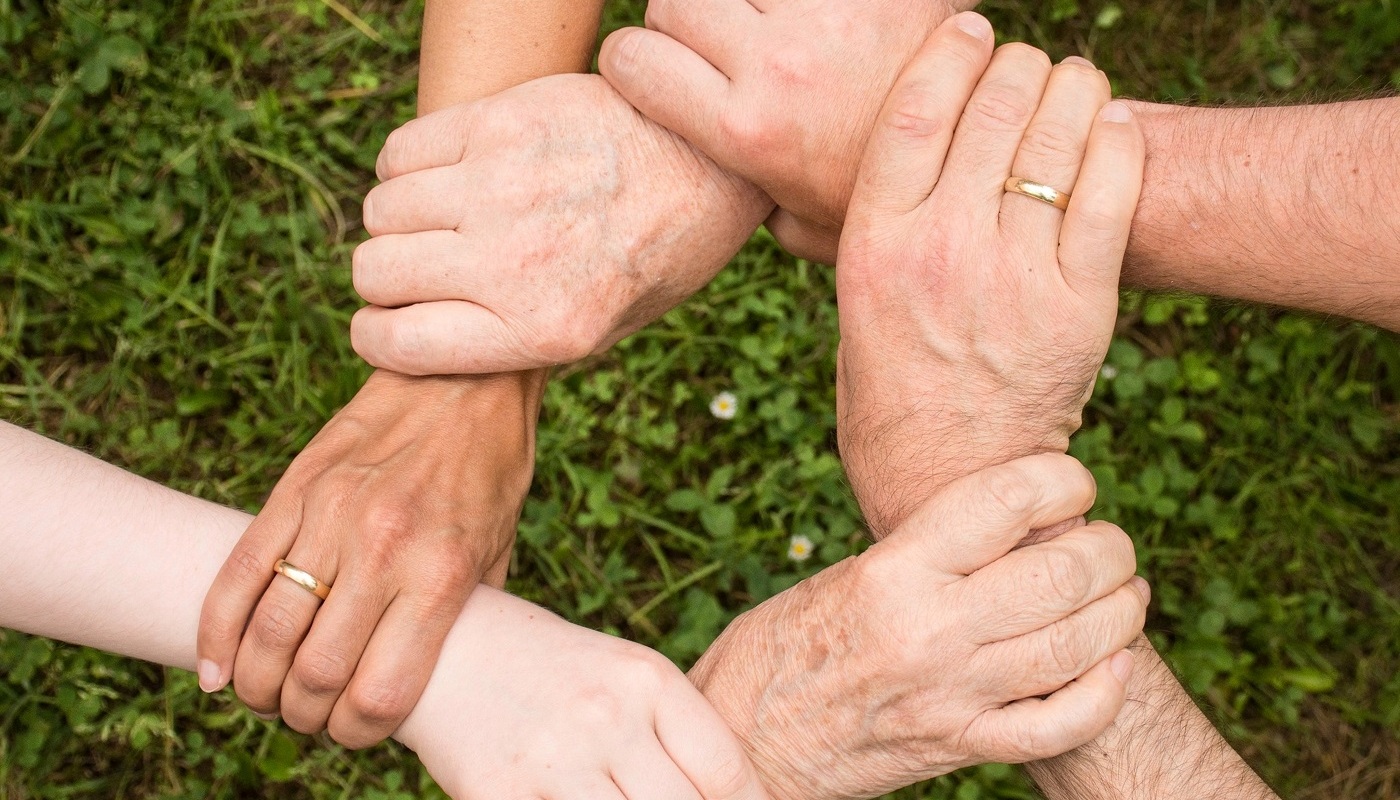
197, 369, 543, 748
833, 19, 1145, 535
398, 586, 770, 800
691, 454, 1147, 800
599, 0, 976, 261
351, 73, 771, 375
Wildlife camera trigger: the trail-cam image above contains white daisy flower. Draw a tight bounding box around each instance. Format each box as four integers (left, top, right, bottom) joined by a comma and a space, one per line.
787, 535, 814, 562
709, 391, 738, 420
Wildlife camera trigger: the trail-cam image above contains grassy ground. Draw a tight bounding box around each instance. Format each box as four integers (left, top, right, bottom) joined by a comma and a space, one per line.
1, 0, 1398, 797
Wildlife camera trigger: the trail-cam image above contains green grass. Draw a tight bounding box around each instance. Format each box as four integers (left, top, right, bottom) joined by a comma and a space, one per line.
2, 0, 1398, 797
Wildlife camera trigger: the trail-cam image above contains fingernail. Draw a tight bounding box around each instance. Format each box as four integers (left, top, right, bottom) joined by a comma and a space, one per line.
254, 711, 279, 722
1129, 576, 1152, 605
955, 12, 993, 40
197, 659, 225, 693
1100, 101, 1132, 123
1110, 650, 1135, 683
1062, 55, 1095, 68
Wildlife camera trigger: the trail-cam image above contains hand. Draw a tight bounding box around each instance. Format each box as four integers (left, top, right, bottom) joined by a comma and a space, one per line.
690, 454, 1147, 800
197, 369, 544, 748
830, 19, 1145, 536
599, 0, 976, 261
351, 73, 771, 375
398, 586, 770, 800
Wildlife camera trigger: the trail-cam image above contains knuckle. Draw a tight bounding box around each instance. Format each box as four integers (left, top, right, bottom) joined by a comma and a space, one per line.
966, 83, 1038, 132
229, 545, 273, 587
1038, 546, 1092, 610
1045, 619, 1090, 677
570, 685, 628, 729
717, 106, 779, 159
1019, 119, 1085, 163
250, 601, 304, 651
884, 83, 952, 141
979, 467, 1040, 521
346, 678, 414, 727
292, 648, 356, 697
1071, 196, 1124, 237
761, 45, 818, 89
697, 748, 754, 800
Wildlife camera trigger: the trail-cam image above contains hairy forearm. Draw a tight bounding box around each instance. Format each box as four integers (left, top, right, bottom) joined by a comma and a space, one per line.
419, 0, 606, 114
1027, 636, 1278, 799
1125, 97, 1400, 330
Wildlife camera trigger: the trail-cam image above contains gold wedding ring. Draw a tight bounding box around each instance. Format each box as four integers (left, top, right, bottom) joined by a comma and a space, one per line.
1004, 177, 1071, 211
273, 559, 332, 600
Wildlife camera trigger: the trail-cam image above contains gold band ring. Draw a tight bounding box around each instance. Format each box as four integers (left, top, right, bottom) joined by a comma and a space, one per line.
1004, 177, 1071, 211
273, 559, 332, 600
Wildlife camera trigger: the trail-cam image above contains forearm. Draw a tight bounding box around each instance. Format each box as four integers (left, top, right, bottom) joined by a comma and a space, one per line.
1026, 636, 1278, 799
1126, 98, 1400, 331
419, 0, 606, 114
0, 421, 519, 750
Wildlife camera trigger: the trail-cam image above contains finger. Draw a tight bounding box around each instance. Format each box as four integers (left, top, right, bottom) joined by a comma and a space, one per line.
610, 740, 704, 800
599, 27, 731, 162
350, 302, 536, 376
763, 210, 839, 264
643, 0, 758, 76
964, 520, 1138, 641
197, 496, 303, 693
969, 649, 1135, 764
847, 12, 995, 218
375, 106, 474, 181
1057, 100, 1145, 294
362, 166, 471, 236
352, 231, 493, 309
885, 453, 1097, 577
327, 591, 464, 749
232, 543, 339, 717
979, 577, 1149, 699
933, 42, 1053, 213
1001, 57, 1110, 244
278, 570, 391, 735
655, 682, 770, 800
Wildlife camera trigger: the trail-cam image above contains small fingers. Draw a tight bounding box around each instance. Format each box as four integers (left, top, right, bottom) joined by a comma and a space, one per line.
197, 498, 303, 693
232, 544, 338, 717
655, 678, 770, 800
350, 302, 540, 376
642, 0, 758, 76
763, 210, 840, 265
886, 453, 1097, 576
970, 650, 1134, 764
352, 231, 492, 309
610, 740, 705, 800
978, 576, 1149, 699
599, 27, 731, 163
1057, 100, 1145, 295
326, 591, 465, 749
375, 106, 472, 182
846, 12, 995, 219
934, 42, 1053, 211
362, 167, 472, 237
1001, 57, 1111, 245
278, 572, 390, 735
965, 520, 1139, 641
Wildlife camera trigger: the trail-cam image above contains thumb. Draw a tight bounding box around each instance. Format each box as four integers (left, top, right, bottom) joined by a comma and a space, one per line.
599, 27, 734, 167
885, 453, 1098, 576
